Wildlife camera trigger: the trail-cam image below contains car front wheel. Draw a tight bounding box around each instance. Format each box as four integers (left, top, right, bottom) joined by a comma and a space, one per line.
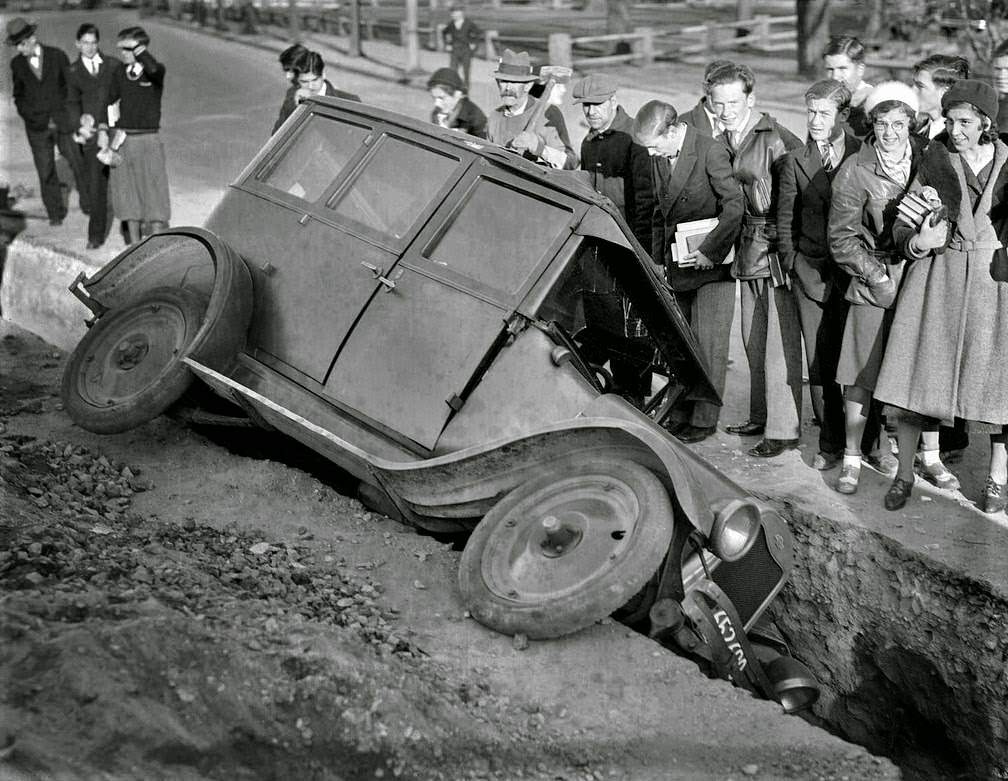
61, 286, 208, 434
459, 458, 674, 640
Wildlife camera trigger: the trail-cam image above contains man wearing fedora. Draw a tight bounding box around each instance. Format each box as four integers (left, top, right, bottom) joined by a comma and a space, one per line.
8, 17, 89, 226
442, 4, 480, 92
486, 49, 577, 170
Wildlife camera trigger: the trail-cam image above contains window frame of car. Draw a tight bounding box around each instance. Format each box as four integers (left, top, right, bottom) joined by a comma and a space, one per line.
236, 105, 472, 255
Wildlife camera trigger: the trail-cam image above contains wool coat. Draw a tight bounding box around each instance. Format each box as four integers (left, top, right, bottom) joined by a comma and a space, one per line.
777, 132, 861, 302
651, 127, 744, 292
680, 99, 717, 138
11, 43, 73, 132
430, 95, 487, 139
580, 105, 653, 249
875, 139, 1008, 426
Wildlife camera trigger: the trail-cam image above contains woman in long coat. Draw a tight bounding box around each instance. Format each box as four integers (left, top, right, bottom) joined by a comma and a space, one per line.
828, 83, 936, 497
875, 80, 1008, 513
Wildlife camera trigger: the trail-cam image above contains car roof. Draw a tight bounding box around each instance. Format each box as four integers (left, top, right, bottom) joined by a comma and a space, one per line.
304, 95, 614, 208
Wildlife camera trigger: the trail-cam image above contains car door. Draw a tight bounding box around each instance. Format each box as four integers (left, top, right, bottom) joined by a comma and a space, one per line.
226, 110, 466, 385
324, 169, 580, 451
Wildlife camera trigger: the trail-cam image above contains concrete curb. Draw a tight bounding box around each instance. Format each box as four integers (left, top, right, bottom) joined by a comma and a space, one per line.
0, 237, 101, 353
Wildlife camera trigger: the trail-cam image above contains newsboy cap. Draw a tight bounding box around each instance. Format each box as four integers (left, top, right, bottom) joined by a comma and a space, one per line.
493, 49, 537, 82
6, 18, 37, 46
427, 66, 465, 94
572, 73, 618, 104
942, 78, 999, 122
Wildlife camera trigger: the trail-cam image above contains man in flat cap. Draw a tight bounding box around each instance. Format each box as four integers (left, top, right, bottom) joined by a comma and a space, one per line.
574, 73, 656, 407
575, 73, 652, 247
442, 4, 480, 92
486, 49, 577, 170
7, 17, 89, 226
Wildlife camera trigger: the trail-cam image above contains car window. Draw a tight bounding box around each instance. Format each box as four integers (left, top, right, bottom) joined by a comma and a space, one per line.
423, 179, 573, 294
258, 114, 370, 203
328, 136, 459, 241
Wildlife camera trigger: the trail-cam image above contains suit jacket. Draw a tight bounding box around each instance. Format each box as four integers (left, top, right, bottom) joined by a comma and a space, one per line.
443, 18, 481, 60
777, 132, 861, 301
66, 52, 120, 132
680, 99, 717, 139
11, 43, 73, 132
272, 80, 361, 133
651, 127, 744, 292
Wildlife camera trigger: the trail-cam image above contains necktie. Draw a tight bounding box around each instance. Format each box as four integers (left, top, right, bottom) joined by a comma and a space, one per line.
820, 143, 833, 172
85, 58, 96, 75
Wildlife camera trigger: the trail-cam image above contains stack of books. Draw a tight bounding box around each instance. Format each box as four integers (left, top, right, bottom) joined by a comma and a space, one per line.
669, 218, 733, 268
897, 187, 945, 229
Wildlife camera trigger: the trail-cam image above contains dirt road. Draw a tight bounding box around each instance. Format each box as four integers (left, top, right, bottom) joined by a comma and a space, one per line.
0, 322, 901, 780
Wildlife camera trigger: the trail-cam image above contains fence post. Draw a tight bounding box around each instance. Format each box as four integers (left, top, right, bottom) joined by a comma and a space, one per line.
632, 26, 653, 65
754, 14, 770, 49
548, 32, 573, 68
484, 29, 497, 60
706, 23, 718, 52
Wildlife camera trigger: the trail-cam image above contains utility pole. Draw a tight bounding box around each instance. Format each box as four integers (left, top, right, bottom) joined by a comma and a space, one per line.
404, 0, 422, 76
349, 0, 362, 56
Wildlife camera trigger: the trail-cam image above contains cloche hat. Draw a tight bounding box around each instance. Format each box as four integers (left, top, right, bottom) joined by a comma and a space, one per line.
942, 78, 999, 121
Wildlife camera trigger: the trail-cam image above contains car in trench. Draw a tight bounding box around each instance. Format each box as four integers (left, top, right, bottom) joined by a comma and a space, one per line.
61, 96, 817, 711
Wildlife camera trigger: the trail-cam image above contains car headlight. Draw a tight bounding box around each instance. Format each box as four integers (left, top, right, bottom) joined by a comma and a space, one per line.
765, 654, 820, 714
709, 498, 762, 563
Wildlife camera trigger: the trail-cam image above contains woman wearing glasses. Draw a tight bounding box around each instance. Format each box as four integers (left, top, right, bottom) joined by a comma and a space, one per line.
875, 80, 1008, 514
828, 82, 950, 501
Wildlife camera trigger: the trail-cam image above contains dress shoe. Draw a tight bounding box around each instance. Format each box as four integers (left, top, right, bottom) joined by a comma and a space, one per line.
862, 452, 898, 477
981, 477, 1007, 514
916, 458, 960, 491
940, 448, 965, 465
726, 421, 765, 436
748, 438, 799, 458
884, 476, 914, 511
675, 424, 715, 444
662, 419, 688, 436
812, 451, 841, 471
48, 217, 64, 226
835, 463, 860, 494
86, 240, 103, 250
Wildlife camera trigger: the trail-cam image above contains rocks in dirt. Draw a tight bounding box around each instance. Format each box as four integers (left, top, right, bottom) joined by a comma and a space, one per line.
741, 764, 760, 776
512, 633, 529, 651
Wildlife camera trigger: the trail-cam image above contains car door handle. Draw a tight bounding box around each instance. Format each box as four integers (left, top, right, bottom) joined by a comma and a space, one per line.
377, 268, 404, 293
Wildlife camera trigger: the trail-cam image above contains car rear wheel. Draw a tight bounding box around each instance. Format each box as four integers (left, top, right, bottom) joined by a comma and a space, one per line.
459, 458, 674, 639
62, 286, 208, 434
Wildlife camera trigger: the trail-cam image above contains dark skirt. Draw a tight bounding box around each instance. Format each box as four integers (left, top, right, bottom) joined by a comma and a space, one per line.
109, 133, 171, 222
835, 302, 893, 391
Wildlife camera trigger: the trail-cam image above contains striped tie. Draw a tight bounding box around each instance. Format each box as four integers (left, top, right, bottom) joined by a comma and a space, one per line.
820, 143, 833, 172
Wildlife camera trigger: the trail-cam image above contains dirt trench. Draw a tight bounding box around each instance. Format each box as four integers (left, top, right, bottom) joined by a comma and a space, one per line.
768, 499, 1008, 781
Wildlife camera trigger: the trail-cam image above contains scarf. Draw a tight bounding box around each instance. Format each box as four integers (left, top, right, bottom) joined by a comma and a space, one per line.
874, 141, 912, 186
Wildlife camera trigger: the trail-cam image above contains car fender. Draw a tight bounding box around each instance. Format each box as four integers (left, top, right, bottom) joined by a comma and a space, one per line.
73, 227, 254, 372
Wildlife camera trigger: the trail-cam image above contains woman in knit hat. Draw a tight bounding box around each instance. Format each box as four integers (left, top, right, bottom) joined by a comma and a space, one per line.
426, 66, 487, 139
828, 81, 930, 499
875, 79, 1008, 514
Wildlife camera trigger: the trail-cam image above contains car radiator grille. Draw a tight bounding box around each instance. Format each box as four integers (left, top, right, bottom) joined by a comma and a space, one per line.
710, 528, 783, 626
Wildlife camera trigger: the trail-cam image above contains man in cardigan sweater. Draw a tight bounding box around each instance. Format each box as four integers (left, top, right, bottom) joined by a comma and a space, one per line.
66, 23, 119, 248
7, 17, 89, 225
101, 26, 169, 244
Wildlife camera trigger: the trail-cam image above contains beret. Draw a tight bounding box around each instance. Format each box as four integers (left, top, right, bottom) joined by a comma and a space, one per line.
942, 78, 999, 121
427, 67, 465, 93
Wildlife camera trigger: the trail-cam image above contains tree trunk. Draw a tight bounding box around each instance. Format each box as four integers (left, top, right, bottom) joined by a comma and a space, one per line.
796, 0, 831, 78
865, 0, 884, 40
736, 0, 753, 19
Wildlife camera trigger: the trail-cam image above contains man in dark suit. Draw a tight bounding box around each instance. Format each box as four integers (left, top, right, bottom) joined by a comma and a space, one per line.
7, 17, 88, 225
633, 99, 744, 442
777, 79, 861, 470
66, 23, 118, 248
442, 4, 480, 92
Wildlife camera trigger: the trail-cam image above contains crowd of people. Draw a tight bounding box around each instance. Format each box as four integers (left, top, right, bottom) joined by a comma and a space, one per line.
9, 14, 1008, 517
7, 17, 169, 248
370, 32, 1007, 517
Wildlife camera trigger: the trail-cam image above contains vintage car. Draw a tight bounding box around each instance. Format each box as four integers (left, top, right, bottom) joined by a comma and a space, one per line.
62, 97, 816, 711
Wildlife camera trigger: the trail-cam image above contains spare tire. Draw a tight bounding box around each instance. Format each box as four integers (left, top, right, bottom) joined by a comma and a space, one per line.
62, 286, 208, 434
459, 458, 674, 640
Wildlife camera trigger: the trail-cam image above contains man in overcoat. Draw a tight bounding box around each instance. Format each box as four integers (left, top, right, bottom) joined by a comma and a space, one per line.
442, 4, 480, 92
8, 17, 89, 225
66, 23, 119, 248
777, 79, 861, 470
634, 99, 744, 441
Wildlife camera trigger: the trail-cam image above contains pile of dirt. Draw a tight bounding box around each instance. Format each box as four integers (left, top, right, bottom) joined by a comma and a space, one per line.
0, 436, 599, 781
